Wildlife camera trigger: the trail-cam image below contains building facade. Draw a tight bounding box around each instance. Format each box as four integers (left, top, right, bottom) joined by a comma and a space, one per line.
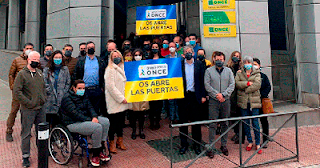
0, 0, 319, 107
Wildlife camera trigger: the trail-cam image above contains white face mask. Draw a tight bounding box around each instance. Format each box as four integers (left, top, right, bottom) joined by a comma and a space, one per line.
253, 65, 259, 70
169, 47, 176, 53
25, 50, 32, 56
134, 55, 142, 61
185, 42, 190, 46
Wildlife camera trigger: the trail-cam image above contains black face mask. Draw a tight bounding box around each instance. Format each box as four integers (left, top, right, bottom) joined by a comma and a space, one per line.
45, 50, 52, 56
185, 53, 193, 60
198, 55, 205, 61
88, 48, 95, 55
151, 49, 159, 54
80, 50, 86, 56
65, 50, 72, 57
144, 44, 150, 50
145, 52, 149, 59
124, 45, 131, 50
30, 61, 39, 68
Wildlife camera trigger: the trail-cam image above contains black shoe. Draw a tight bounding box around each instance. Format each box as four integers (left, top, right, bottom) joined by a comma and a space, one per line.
179, 146, 188, 155
154, 122, 160, 130
193, 145, 201, 155
262, 142, 268, 148
220, 146, 229, 156
207, 151, 214, 159
231, 134, 238, 141
6, 133, 13, 142
22, 158, 30, 167
139, 129, 145, 139
131, 132, 136, 140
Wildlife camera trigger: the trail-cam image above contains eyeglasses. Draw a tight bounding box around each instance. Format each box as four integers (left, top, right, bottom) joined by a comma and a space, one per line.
135, 55, 141, 56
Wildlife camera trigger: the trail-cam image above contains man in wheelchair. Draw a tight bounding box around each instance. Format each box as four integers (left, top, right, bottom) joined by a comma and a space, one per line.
60, 79, 110, 167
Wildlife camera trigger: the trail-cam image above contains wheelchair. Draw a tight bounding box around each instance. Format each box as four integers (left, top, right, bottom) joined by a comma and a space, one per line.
47, 114, 111, 167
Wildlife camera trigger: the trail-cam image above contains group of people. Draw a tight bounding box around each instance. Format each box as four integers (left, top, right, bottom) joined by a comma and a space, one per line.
5, 33, 271, 167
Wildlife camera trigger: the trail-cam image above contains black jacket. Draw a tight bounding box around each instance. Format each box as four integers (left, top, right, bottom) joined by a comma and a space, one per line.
72, 55, 106, 88
260, 72, 271, 98
60, 90, 98, 125
181, 59, 206, 104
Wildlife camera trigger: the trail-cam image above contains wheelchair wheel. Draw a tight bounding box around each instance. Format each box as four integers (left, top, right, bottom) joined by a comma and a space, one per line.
48, 125, 74, 165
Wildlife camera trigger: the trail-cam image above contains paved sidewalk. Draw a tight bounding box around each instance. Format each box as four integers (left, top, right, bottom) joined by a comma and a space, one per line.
1, 79, 320, 167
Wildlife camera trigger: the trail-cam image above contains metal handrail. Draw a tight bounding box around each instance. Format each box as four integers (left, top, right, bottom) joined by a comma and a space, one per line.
171, 110, 309, 128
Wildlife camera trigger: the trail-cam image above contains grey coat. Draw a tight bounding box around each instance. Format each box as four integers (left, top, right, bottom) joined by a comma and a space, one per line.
43, 66, 71, 114
204, 66, 235, 101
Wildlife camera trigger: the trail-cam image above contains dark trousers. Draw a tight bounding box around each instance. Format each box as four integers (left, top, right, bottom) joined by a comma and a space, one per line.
179, 92, 202, 147
129, 110, 145, 130
259, 108, 269, 142
231, 105, 246, 140
21, 108, 45, 158
149, 100, 163, 126
108, 112, 125, 140
85, 87, 103, 115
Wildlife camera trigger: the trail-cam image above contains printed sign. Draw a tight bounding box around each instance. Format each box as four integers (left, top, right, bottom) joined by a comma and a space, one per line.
203, 11, 236, 24
203, 25, 237, 37
124, 58, 184, 103
203, 0, 236, 10
136, 5, 177, 35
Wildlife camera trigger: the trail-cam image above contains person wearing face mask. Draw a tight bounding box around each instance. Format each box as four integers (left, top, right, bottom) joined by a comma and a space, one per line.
142, 38, 152, 59
184, 37, 190, 46
121, 40, 132, 53
161, 39, 170, 57
43, 50, 71, 126
165, 42, 183, 59
197, 49, 212, 70
226, 51, 245, 144
188, 33, 203, 59
128, 49, 149, 140
102, 42, 117, 65
6, 43, 34, 142
148, 43, 164, 130
253, 58, 271, 148
104, 50, 131, 153
40, 44, 54, 69
73, 41, 107, 116
178, 46, 206, 155
63, 44, 78, 76
123, 50, 133, 62
173, 36, 184, 55
13, 51, 46, 167
60, 79, 110, 166
78, 42, 87, 58
235, 56, 262, 154
204, 51, 235, 158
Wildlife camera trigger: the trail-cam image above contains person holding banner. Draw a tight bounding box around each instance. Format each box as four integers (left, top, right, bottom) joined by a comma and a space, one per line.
178, 46, 206, 155
204, 51, 235, 158
104, 50, 131, 153
148, 43, 164, 130
129, 49, 149, 139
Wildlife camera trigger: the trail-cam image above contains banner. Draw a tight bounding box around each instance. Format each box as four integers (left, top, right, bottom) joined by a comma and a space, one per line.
124, 58, 184, 103
203, 25, 237, 37
136, 5, 177, 35
203, 11, 236, 24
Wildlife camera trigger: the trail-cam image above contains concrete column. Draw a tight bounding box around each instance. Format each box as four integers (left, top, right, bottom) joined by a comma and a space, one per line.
0, 5, 7, 49
7, 0, 20, 50
25, 0, 40, 50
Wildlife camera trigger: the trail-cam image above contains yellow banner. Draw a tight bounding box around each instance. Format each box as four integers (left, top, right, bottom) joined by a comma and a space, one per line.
203, 0, 236, 10
204, 25, 236, 37
125, 77, 184, 103
136, 19, 177, 35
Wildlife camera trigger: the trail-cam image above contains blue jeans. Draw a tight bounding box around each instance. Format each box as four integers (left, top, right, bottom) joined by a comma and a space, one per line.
168, 99, 179, 121
241, 104, 260, 145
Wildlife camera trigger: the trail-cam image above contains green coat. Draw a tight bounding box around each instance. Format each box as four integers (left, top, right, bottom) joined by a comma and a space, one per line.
235, 69, 262, 109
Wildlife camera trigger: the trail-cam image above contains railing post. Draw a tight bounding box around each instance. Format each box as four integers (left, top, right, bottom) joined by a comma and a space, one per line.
295, 114, 299, 161
170, 126, 173, 168
239, 120, 243, 167
38, 122, 49, 168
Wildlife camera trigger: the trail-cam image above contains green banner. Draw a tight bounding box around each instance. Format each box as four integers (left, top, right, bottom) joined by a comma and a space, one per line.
203, 11, 233, 24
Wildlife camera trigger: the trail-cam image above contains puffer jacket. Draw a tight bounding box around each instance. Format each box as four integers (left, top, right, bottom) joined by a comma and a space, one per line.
132, 101, 149, 112
235, 68, 261, 109
9, 54, 28, 90
60, 90, 98, 125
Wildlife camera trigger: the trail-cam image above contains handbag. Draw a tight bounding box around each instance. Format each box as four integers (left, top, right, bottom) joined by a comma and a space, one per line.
262, 98, 274, 114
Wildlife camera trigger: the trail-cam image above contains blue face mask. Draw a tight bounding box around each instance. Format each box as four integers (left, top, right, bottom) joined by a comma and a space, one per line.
189, 40, 196, 46
244, 64, 252, 70
53, 58, 62, 65
176, 43, 179, 48
163, 44, 169, 49
76, 89, 85, 96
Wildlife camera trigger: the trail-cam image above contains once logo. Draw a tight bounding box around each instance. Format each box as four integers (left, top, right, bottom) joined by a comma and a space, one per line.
146, 9, 167, 19
209, 27, 230, 33
139, 64, 168, 78
208, 0, 229, 6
